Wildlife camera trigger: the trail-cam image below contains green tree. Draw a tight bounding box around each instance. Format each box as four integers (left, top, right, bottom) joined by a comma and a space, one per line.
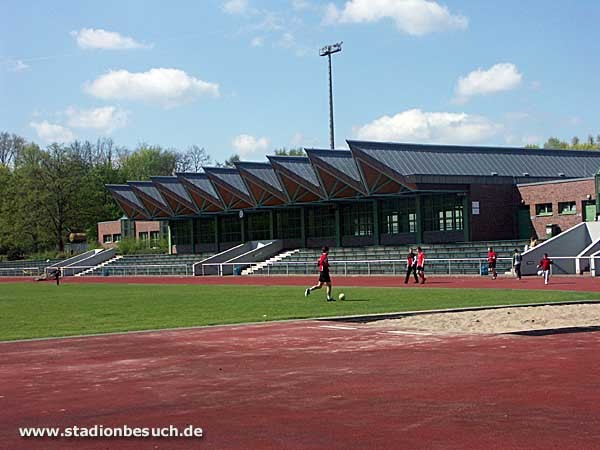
274, 147, 305, 156
119, 145, 178, 180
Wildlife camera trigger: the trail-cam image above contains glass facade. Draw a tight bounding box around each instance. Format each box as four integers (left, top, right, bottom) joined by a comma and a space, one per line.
170, 220, 192, 246
248, 212, 271, 240
274, 209, 302, 239
219, 215, 242, 243
380, 198, 416, 234
422, 194, 464, 232
341, 202, 373, 237
194, 219, 215, 245
306, 206, 336, 238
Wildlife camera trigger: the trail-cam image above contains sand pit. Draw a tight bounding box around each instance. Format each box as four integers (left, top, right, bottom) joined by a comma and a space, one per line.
366, 303, 600, 334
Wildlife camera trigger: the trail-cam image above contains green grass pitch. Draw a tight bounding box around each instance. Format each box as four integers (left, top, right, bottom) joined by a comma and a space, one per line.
0, 282, 598, 341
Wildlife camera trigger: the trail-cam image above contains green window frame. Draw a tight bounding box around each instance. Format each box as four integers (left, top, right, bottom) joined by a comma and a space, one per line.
248, 213, 271, 241
558, 201, 576, 215
423, 195, 464, 232
274, 209, 302, 239
193, 219, 215, 245
535, 203, 553, 217
379, 198, 416, 234
341, 202, 373, 237
219, 215, 242, 243
112, 233, 122, 242
170, 220, 192, 246
150, 231, 160, 242
306, 206, 336, 238
139, 232, 148, 241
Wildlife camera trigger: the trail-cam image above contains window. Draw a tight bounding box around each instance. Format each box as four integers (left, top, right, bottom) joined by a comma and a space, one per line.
535, 203, 553, 216
248, 213, 271, 241
103, 234, 112, 243
275, 209, 302, 239
150, 231, 160, 242
139, 232, 148, 241
219, 215, 242, 243
380, 198, 416, 234
341, 202, 373, 237
423, 195, 464, 232
558, 201, 576, 215
170, 220, 192, 246
306, 206, 336, 238
193, 219, 215, 245
112, 234, 122, 242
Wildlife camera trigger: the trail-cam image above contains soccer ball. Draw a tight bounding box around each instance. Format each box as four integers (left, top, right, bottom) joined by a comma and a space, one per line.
339, 293, 345, 301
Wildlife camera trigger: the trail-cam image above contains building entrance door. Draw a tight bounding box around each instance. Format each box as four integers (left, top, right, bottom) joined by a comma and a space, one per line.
517, 206, 533, 239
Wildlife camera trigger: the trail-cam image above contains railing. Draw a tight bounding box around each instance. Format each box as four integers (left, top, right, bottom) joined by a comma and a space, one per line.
202, 257, 515, 277
0, 267, 41, 276
55, 264, 192, 277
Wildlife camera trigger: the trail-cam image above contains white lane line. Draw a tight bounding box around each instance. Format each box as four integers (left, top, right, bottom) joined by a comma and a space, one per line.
387, 330, 432, 336
319, 325, 358, 330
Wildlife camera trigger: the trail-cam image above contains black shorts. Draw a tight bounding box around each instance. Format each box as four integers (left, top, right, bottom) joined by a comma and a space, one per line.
416, 266, 424, 271
319, 271, 331, 283
488, 262, 496, 269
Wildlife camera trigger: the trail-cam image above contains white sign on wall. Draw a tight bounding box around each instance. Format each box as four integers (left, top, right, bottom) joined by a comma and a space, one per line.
472, 201, 480, 215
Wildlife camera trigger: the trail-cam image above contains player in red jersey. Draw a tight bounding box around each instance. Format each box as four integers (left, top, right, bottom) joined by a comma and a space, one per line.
537, 253, 553, 285
487, 247, 498, 280
305, 246, 334, 301
416, 247, 426, 284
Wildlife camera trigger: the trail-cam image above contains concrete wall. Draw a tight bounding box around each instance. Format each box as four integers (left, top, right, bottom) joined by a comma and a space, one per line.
521, 222, 591, 275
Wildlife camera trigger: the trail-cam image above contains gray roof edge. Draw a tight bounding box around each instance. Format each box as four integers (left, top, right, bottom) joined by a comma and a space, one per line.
347, 139, 600, 157
517, 176, 594, 187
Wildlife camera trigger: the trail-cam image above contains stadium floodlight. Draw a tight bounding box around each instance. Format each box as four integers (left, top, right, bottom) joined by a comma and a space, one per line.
319, 41, 343, 150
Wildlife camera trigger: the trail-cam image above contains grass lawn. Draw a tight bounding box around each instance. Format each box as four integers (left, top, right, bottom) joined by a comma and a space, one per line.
1, 282, 599, 341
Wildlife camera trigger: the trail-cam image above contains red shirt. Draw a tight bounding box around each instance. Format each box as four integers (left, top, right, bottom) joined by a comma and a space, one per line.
318, 253, 329, 272
417, 252, 425, 267
487, 251, 497, 264
407, 253, 414, 267
539, 257, 552, 270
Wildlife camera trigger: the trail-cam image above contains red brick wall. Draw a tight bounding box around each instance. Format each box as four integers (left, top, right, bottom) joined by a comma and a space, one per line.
469, 184, 519, 241
97, 221, 121, 248
135, 221, 160, 238
517, 179, 595, 238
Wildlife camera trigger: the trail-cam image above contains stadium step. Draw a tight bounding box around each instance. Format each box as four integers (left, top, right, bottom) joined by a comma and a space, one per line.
241, 249, 300, 275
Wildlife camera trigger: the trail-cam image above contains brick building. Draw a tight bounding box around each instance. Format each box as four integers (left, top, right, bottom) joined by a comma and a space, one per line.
105, 141, 600, 254
517, 178, 597, 239
97, 218, 163, 249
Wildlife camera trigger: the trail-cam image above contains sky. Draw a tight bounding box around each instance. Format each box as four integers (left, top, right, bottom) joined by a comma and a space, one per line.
1, 0, 600, 164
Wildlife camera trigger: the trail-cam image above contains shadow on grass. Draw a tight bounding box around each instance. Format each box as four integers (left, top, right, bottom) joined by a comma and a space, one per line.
340, 298, 370, 302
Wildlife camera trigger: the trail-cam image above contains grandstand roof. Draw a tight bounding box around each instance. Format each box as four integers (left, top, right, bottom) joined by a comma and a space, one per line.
108, 140, 600, 220
151, 176, 199, 215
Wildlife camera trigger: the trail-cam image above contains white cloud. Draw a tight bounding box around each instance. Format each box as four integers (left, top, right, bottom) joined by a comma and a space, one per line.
223, 0, 248, 14
71, 28, 150, 50
324, 0, 468, 36
251, 36, 264, 47
13, 60, 29, 71
232, 134, 271, 158
354, 109, 501, 145
66, 106, 130, 133
454, 63, 523, 104
84, 68, 220, 108
292, 0, 311, 10
30, 121, 75, 144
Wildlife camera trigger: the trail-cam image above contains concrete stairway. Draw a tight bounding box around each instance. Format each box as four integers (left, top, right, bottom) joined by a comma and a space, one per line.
241, 249, 300, 275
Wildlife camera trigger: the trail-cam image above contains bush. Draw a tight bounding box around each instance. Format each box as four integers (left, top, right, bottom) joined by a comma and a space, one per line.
116, 238, 168, 255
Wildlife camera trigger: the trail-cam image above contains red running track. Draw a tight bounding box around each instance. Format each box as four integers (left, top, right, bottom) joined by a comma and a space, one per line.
3, 274, 600, 291
2, 321, 600, 449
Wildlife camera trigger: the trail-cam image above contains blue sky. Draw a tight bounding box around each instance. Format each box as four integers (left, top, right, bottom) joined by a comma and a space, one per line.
1, 0, 599, 163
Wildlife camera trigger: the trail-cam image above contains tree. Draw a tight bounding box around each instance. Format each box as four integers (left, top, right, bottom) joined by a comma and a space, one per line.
176, 145, 211, 173
218, 154, 240, 167
0, 132, 25, 166
274, 147, 305, 156
119, 145, 178, 180
524, 144, 540, 149
543, 137, 570, 150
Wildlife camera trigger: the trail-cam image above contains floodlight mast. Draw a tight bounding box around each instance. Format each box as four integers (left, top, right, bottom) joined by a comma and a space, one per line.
319, 41, 343, 150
